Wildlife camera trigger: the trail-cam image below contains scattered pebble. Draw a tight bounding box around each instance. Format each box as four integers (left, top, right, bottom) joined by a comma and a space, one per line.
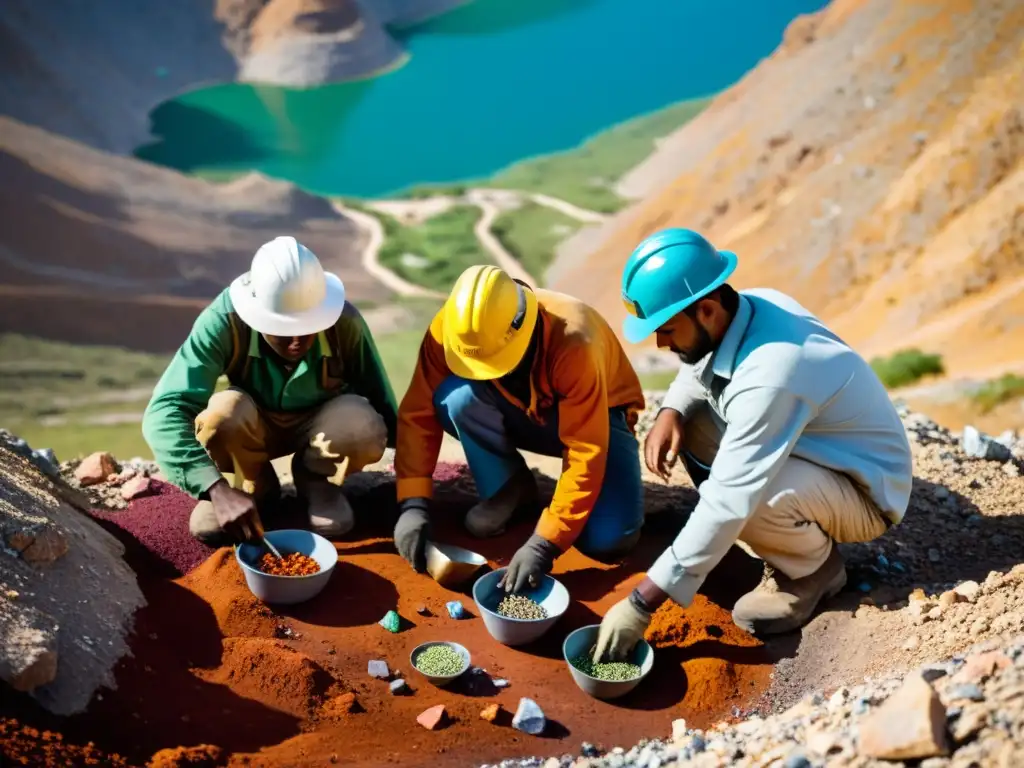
367, 660, 389, 679
511, 698, 546, 736
417, 605, 431, 616
389, 678, 408, 695
480, 703, 501, 723
446, 600, 466, 619
493, 678, 510, 688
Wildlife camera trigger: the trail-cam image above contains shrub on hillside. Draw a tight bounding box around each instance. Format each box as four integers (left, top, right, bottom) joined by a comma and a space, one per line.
972, 373, 1024, 413
870, 349, 944, 389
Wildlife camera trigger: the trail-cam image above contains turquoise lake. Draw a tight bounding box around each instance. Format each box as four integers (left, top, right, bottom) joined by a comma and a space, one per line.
136, 0, 828, 198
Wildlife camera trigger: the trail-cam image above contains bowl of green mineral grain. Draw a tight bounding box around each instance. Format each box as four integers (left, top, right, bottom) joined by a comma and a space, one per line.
409, 640, 472, 687
562, 624, 654, 700
473, 568, 570, 646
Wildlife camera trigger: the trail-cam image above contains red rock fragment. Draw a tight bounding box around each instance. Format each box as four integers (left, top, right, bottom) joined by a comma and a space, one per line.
417, 704, 447, 730
75, 452, 117, 486
122, 476, 155, 501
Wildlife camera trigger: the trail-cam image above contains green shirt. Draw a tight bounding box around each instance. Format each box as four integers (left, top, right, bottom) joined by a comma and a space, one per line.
142, 288, 398, 497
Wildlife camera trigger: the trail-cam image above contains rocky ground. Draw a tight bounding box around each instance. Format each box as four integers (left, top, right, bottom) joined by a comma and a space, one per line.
4, 399, 1024, 766
475, 401, 1024, 767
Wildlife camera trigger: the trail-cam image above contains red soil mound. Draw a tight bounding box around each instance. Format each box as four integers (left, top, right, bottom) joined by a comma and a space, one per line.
0, 718, 132, 766
148, 744, 225, 768
88, 480, 214, 576
195, 638, 340, 719
181, 549, 281, 638
11, 471, 774, 767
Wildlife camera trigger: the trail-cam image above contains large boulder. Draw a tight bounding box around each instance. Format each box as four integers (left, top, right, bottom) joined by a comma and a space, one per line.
0, 433, 145, 715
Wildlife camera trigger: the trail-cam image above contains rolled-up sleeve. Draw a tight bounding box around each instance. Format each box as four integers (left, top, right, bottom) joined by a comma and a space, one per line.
647, 385, 816, 606
660, 363, 707, 421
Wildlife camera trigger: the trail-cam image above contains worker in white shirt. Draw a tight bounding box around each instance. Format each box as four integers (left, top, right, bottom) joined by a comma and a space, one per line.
594, 228, 913, 661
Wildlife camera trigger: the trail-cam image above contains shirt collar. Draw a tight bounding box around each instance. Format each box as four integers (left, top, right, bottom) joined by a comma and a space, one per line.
248, 332, 333, 358
701, 294, 753, 386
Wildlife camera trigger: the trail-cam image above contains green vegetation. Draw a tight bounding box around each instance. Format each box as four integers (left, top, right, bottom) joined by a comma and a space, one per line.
375, 206, 494, 293
870, 349, 945, 389
971, 373, 1024, 414
490, 203, 583, 283
0, 310, 443, 460
0, 334, 169, 460
485, 96, 712, 213
637, 370, 679, 391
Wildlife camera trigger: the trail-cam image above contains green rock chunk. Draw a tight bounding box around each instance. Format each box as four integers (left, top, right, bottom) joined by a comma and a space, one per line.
379, 609, 401, 633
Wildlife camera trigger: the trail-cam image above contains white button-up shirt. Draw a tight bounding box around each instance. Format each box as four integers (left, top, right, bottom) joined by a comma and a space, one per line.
646, 288, 913, 606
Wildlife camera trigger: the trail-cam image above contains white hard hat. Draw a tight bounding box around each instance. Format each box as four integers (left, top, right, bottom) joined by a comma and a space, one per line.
228, 236, 346, 336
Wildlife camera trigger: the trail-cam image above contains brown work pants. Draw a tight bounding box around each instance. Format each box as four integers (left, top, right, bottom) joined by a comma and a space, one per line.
189, 388, 387, 538
683, 404, 890, 579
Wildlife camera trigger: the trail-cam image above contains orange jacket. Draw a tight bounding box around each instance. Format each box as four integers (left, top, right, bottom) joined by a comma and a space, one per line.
396, 288, 645, 551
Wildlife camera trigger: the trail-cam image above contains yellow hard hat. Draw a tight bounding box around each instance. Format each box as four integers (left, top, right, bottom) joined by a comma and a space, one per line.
442, 265, 539, 380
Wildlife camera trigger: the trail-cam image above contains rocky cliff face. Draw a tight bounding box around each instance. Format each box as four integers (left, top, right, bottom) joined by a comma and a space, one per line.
0, 0, 466, 154
0, 116, 388, 351
552, 0, 1024, 380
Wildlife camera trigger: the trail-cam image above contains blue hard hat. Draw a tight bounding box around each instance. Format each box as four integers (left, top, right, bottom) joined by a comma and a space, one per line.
620, 228, 738, 343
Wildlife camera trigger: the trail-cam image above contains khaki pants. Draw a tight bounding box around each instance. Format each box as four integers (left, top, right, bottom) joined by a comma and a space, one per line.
195, 387, 388, 493
683, 404, 889, 579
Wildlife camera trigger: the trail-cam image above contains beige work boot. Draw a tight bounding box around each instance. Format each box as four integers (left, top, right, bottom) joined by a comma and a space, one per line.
732, 546, 847, 635
294, 462, 355, 538
464, 467, 539, 538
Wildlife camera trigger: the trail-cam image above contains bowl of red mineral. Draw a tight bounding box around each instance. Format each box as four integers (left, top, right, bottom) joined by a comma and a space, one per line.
235, 529, 338, 604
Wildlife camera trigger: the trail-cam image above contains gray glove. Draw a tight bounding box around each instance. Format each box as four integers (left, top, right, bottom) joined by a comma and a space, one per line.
500, 534, 561, 593
394, 498, 430, 572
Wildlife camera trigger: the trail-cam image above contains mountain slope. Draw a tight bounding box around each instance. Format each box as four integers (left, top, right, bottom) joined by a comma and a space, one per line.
0, 117, 388, 352
551, 0, 1024, 378
0, 0, 465, 154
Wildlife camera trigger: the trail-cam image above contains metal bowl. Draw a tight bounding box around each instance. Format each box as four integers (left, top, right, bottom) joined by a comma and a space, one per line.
409, 640, 472, 687
562, 624, 654, 700
472, 568, 569, 646
234, 529, 338, 605
425, 540, 487, 588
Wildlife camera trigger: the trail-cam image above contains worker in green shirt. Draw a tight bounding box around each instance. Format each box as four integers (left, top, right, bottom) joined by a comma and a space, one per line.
142, 236, 398, 546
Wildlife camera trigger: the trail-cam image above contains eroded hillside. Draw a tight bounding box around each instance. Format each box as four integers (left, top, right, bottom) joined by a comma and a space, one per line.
553, 0, 1024, 380
0, 117, 388, 351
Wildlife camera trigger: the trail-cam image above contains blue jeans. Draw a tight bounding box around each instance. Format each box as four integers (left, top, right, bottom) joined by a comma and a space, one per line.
433, 375, 644, 555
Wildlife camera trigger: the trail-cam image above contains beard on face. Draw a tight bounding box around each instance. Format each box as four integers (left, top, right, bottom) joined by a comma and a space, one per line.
675, 321, 716, 365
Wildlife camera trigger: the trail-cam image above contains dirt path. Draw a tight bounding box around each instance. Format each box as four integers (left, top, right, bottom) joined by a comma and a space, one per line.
466, 189, 538, 285
345, 189, 607, 296
332, 203, 446, 299
526, 191, 608, 224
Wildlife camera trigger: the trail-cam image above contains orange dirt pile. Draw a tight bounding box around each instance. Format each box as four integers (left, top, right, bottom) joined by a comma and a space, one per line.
180, 549, 282, 638
5, 478, 773, 767
195, 638, 341, 719
0, 718, 132, 766
148, 744, 226, 768
555, 0, 1024, 381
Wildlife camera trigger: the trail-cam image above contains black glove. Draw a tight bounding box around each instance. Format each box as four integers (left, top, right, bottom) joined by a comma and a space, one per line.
500, 534, 561, 593
394, 498, 430, 572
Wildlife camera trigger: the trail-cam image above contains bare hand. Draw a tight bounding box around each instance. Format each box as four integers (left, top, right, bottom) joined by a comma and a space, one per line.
644, 408, 685, 481
208, 480, 262, 542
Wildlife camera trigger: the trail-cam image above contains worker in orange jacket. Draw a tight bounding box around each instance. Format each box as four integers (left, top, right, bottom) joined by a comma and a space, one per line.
393, 265, 647, 591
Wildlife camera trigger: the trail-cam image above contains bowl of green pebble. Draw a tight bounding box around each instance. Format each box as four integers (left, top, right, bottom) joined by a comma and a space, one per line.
472, 568, 570, 647
562, 624, 654, 700
409, 640, 472, 687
